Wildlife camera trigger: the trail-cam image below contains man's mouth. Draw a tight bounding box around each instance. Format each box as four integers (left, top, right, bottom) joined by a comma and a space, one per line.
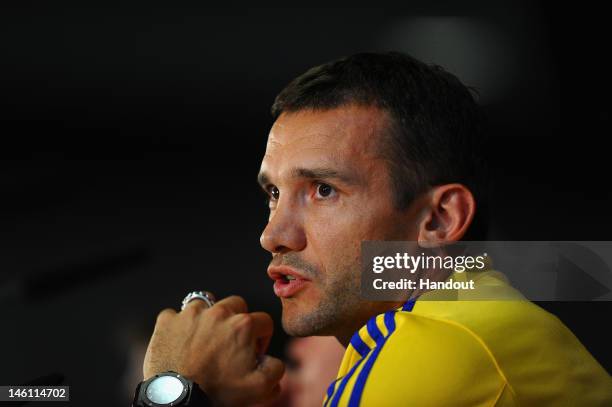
267, 266, 311, 298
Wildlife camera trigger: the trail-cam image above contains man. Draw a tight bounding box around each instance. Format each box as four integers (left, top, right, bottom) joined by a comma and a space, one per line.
138, 52, 612, 406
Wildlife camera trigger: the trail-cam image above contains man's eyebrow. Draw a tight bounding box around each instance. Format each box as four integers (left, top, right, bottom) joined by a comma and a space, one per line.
291, 167, 358, 184
257, 172, 271, 189
257, 167, 359, 189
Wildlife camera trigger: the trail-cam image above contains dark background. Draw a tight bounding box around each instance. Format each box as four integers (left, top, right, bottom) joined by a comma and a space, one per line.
0, 3, 610, 406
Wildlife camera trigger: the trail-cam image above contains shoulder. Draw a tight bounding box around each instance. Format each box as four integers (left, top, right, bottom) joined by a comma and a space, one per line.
357, 310, 510, 406
382, 308, 510, 376
382, 300, 612, 406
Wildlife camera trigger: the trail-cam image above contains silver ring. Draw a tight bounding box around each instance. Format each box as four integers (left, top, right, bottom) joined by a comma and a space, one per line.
181, 291, 216, 311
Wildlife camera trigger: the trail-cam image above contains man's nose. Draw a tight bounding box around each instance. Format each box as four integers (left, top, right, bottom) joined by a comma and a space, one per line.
260, 201, 306, 254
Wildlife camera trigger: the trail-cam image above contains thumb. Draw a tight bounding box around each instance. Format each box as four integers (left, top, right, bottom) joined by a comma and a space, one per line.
252, 355, 285, 387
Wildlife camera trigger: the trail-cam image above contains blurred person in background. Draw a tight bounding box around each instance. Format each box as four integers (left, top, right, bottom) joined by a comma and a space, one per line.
283, 336, 345, 407
254, 336, 345, 407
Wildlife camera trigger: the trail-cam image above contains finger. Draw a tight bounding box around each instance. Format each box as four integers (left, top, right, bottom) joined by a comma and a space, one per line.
156, 308, 177, 324
249, 312, 274, 355
260, 356, 285, 381
215, 295, 248, 314
250, 355, 285, 389
181, 291, 216, 313
182, 297, 212, 313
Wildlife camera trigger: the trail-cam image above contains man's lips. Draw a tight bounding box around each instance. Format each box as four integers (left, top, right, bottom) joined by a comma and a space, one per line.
267, 266, 311, 298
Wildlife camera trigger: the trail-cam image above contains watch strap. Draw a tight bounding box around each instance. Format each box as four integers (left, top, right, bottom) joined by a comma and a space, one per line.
186, 381, 213, 407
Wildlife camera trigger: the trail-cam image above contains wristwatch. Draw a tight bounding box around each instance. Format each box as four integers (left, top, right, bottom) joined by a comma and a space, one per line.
132, 371, 212, 406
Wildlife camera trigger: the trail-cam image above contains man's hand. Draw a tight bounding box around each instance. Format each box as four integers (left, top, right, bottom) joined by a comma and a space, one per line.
143, 296, 284, 406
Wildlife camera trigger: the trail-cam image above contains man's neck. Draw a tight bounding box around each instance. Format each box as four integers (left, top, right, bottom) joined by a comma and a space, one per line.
409, 268, 453, 299
334, 300, 405, 347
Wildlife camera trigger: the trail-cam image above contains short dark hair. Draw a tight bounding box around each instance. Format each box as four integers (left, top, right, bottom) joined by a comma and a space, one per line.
271, 52, 488, 240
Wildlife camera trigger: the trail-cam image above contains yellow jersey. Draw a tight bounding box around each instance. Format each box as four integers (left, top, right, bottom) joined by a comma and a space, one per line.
323, 271, 612, 406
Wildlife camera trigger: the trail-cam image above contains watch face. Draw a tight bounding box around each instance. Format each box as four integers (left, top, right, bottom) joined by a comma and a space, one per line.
145, 375, 185, 405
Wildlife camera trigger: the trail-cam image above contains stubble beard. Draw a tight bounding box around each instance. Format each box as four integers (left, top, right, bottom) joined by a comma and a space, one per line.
281, 261, 362, 337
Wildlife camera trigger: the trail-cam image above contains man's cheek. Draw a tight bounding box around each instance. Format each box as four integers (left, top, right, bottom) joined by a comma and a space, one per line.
313, 219, 365, 254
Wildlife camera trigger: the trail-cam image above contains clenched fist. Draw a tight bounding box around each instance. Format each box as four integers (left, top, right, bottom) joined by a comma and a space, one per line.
143, 295, 284, 406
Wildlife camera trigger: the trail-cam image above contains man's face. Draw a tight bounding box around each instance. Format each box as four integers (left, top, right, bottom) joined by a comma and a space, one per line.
258, 105, 418, 338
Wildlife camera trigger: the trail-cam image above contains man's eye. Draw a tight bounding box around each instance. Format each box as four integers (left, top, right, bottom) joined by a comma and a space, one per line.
315, 183, 336, 198
269, 186, 280, 200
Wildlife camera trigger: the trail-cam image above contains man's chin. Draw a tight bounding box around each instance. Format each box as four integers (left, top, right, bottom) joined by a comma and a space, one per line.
282, 317, 320, 337
281, 304, 309, 336
280, 302, 336, 337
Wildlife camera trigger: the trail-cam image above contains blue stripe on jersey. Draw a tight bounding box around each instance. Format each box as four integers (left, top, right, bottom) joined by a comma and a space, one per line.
402, 298, 416, 311
328, 300, 416, 406
328, 353, 368, 407
383, 309, 396, 333
324, 378, 341, 407
366, 316, 384, 345
350, 332, 371, 358
348, 310, 398, 407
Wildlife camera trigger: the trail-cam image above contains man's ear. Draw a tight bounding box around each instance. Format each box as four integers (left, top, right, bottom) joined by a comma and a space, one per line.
417, 184, 476, 245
